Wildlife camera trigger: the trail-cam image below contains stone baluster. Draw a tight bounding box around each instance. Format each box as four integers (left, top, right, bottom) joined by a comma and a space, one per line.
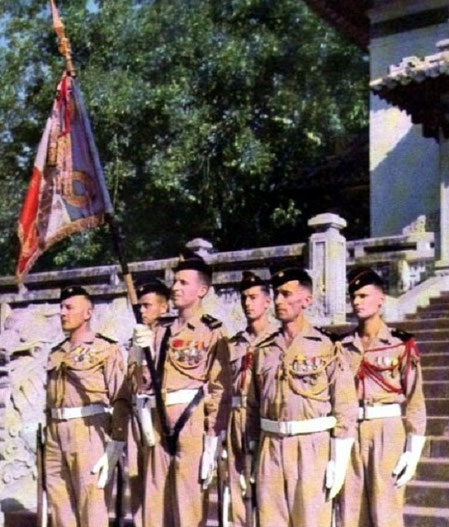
308, 213, 347, 324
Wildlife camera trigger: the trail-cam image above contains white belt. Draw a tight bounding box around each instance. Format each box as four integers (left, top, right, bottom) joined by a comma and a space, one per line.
135, 388, 200, 408
261, 416, 337, 436
358, 403, 401, 421
50, 403, 109, 420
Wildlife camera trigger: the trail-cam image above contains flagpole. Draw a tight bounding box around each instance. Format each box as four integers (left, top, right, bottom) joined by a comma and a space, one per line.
49, 0, 76, 76
48, 0, 176, 482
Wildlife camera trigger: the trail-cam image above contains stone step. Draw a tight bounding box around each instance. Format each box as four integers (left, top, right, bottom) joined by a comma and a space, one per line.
425, 417, 449, 436
397, 319, 449, 330
421, 353, 449, 367
420, 303, 449, 312
408, 311, 449, 320
424, 436, 449, 458
3, 510, 135, 527
405, 480, 449, 508
414, 329, 449, 342
419, 342, 449, 353
417, 458, 449, 482
422, 367, 449, 381
429, 296, 449, 309
424, 383, 449, 399
404, 505, 449, 527
425, 397, 449, 415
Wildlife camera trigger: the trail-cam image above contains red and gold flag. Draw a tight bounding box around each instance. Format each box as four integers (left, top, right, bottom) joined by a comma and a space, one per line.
16, 73, 113, 282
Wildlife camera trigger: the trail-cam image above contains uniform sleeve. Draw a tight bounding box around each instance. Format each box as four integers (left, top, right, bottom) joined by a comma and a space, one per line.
104, 343, 132, 441
328, 343, 358, 439
401, 339, 426, 436
246, 353, 261, 444
204, 330, 232, 436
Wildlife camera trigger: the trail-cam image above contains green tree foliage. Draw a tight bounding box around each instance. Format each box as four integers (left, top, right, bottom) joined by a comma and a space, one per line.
0, 0, 368, 275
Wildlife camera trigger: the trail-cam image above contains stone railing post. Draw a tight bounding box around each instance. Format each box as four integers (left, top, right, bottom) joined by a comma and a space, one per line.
308, 213, 347, 324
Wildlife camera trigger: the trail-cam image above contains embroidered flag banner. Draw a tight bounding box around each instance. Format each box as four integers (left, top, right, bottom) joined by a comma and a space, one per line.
16, 73, 113, 282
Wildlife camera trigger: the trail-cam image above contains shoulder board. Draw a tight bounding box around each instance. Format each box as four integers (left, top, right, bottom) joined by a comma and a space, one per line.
391, 328, 414, 342
51, 337, 69, 352
229, 330, 245, 343
95, 333, 117, 344
314, 326, 340, 343
257, 332, 277, 347
158, 314, 177, 326
201, 314, 223, 329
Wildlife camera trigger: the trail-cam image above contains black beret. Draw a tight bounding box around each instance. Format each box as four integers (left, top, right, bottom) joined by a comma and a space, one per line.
60, 285, 91, 302
347, 266, 384, 295
137, 279, 170, 300
174, 249, 212, 278
270, 267, 312, 290
239, 271, 266, 292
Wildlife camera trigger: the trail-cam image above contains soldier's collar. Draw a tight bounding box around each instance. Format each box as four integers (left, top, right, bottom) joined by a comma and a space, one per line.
65, 332, 96, 349
377, 321, 393, 344
179, 308, 204, 331
351, 321, 392, 352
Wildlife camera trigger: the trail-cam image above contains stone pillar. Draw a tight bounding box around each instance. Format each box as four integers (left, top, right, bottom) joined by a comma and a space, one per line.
308, 213, 347, 324
436, 117, 449, 271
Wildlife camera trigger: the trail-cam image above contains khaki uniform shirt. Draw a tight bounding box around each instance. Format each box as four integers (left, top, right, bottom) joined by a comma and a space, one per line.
247, 318, 358, 440
229, 322, 278, 401
140, 309, 231, 436
46, 334, 130, 441
341, 322, 426, 436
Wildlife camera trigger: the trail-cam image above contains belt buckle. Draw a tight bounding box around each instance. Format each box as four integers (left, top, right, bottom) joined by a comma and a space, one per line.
285, 421, 294, 436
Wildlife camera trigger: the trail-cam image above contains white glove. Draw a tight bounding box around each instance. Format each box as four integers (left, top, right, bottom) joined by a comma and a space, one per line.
91, 440, 125, 489
325, 437, 354, 499
393, 434, 426, 488
132, 324, 154, 350
136, 395, 155, 447
200, 434, 218, 489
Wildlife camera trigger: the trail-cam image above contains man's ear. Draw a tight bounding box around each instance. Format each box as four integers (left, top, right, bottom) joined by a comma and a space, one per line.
301, 291, 313, 310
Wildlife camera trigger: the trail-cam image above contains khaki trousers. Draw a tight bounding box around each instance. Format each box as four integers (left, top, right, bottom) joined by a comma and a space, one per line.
128, 416, 144, 527
336, 417, 406, 527
143, 401, 208, 527
226, 407, 248, 527
45, 414, 112, 527
256, 430, 331, 527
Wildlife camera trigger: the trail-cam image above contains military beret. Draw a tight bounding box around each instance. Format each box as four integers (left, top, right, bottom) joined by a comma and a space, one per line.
136, 279, 170, 300
239, 271, 266, 292
60, 285, 91, 302
174, 249, 212, 278
270, 267, 312, 290
347, 266, 384, 295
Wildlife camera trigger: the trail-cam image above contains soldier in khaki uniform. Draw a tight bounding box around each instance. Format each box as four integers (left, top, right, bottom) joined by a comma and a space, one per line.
247, 267, 358, 527
127, 280, 170, 527
45, 286, 130, 527
225, 271, 277, 526
336, 267, 426, 527
131, 253, 231, 527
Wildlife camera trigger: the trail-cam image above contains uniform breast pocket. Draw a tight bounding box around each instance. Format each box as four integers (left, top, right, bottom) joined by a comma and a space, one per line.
289, 356, 329, 392
371, 354, 401, 381
170, 343, 207, 368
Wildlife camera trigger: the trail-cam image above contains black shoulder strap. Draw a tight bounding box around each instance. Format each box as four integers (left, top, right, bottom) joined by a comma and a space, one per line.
314, 326, 340, 343
201, 314, 222, 329
95, 333, 117, 344
51, 337, 69, 351
157, 326, 171, 380
391, 328, 414, 342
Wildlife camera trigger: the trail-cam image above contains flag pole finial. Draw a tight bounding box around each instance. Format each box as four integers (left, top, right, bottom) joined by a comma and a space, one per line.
49, 0, 76, 76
